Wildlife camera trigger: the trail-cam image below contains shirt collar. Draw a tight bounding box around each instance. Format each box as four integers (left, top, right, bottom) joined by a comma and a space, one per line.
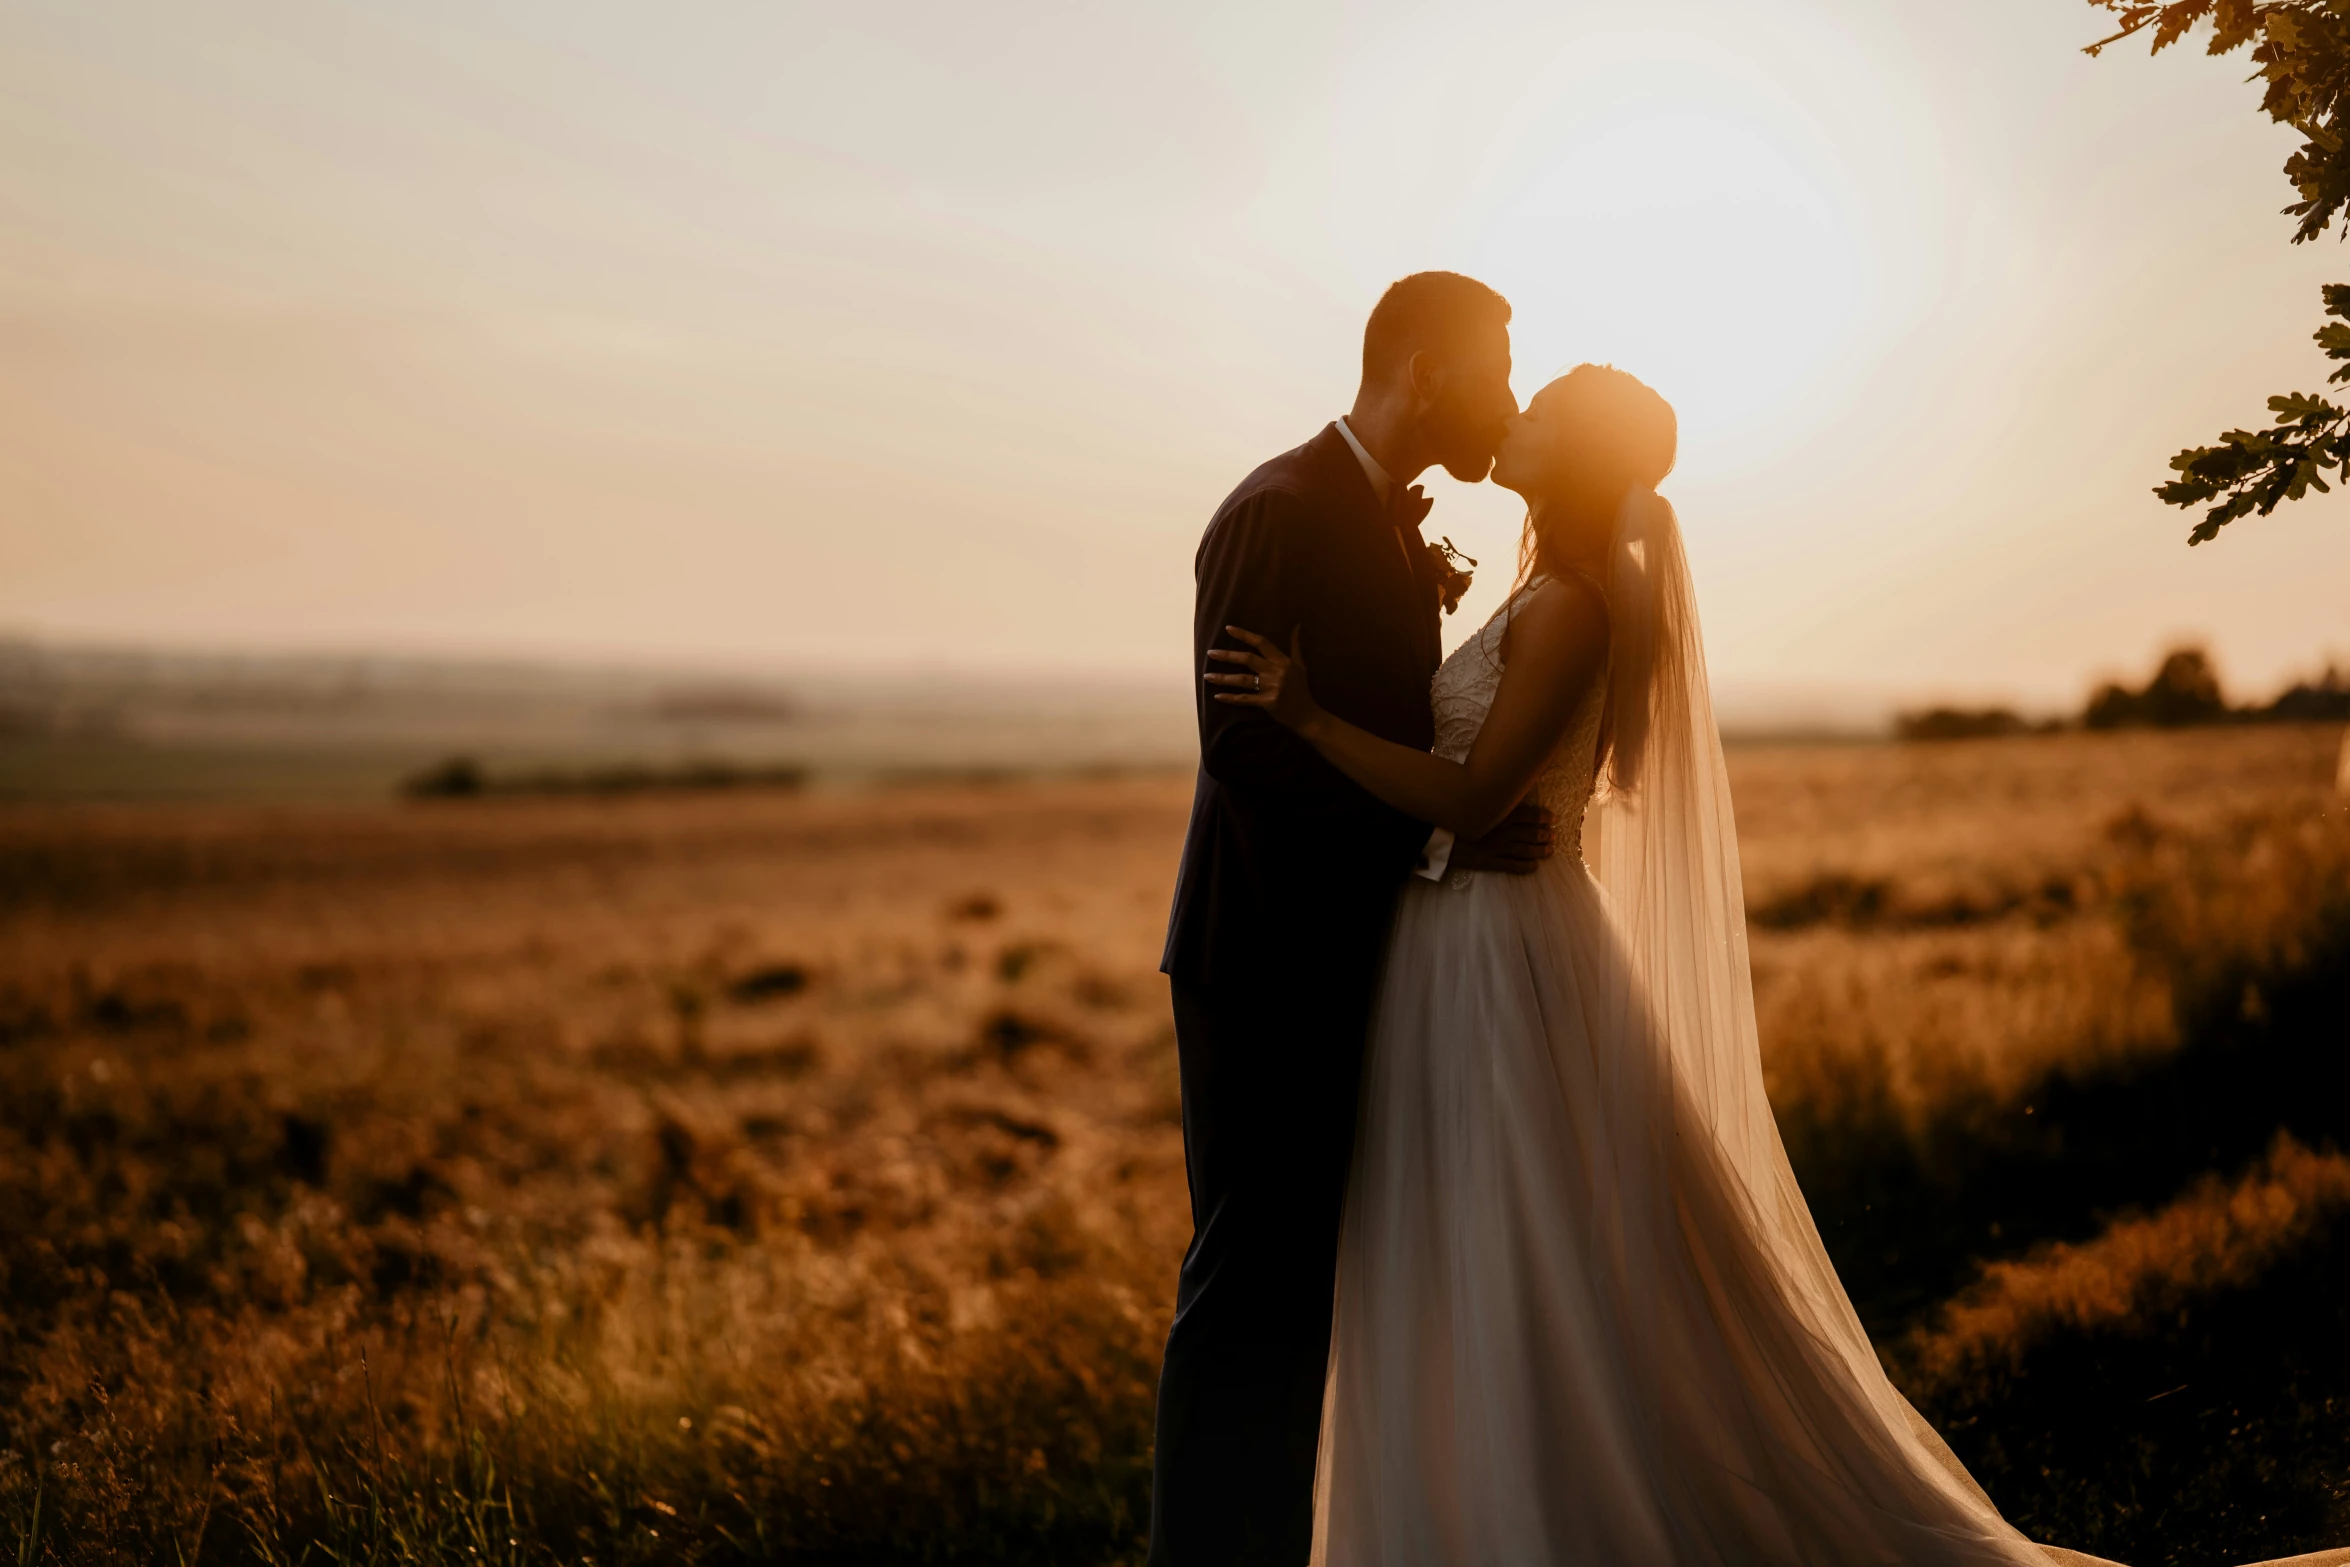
1334, 416, 1395, 508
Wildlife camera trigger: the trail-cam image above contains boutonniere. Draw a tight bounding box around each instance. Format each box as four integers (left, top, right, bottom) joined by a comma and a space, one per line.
1421, 536, 1477, 616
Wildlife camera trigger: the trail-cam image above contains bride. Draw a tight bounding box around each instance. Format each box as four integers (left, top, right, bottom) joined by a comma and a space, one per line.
1208, 364, 2066, 1566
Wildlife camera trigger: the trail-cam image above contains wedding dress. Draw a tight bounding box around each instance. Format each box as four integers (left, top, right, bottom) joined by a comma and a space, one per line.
1311, 493, 2059, 1567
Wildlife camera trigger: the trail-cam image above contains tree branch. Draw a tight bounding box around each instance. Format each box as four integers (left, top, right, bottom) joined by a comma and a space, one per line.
2156, 285, 2350, 543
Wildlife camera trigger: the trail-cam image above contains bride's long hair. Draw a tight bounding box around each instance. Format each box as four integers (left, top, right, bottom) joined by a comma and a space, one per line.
1509, 364, 1678, 791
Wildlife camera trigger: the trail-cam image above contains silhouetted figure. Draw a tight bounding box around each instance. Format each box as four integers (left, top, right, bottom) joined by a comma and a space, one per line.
1152, 273, 1526, 1565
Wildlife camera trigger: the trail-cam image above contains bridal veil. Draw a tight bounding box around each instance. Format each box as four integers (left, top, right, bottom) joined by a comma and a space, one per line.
1585, 487, 2039, 1558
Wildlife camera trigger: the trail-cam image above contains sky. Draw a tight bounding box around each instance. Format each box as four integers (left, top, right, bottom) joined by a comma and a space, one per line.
3, 0, 2347, 715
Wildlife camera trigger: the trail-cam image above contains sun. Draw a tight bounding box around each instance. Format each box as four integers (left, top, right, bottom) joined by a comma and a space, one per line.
1464, 98, 1893, 466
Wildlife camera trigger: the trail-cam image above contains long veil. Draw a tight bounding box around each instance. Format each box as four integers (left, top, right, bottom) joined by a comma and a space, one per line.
1583, 488, 2059, 1563
1585, 486, 1806, 1269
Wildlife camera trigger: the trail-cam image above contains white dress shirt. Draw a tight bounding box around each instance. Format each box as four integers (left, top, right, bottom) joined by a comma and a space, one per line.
1335, 417, 1455, 884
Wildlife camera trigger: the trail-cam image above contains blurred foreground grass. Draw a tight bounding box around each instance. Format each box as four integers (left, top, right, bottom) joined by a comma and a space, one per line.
1, 727, 2346, 1565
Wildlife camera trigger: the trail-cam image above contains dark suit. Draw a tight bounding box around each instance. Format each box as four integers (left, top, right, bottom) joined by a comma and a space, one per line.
1152, 423, 1443, 1565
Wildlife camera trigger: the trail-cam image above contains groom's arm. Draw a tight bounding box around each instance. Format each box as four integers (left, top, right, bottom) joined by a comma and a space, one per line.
1195, 495, 1554, 877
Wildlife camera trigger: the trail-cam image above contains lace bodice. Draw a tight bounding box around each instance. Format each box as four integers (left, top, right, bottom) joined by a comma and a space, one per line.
1431, 576, 1608, 867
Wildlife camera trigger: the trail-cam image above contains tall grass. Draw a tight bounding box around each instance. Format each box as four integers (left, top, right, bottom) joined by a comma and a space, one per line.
1901, 1136, 2350, 1566
1769, 801, 2350, 1340
1761, 799, 2350, 1565
0, 784, 1189, 1565
4, 1213, 1169, 1565
2, 738, 2346, 1564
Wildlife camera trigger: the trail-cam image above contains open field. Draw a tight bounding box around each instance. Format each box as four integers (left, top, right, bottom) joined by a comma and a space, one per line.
0, 644, 1198, 803
3, 725, 2348, 1565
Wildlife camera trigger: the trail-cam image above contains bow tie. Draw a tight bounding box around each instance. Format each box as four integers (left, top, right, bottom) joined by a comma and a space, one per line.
1389, 483, 1434, 533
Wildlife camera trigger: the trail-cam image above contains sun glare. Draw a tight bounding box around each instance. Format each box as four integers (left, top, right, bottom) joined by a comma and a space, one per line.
1475, 110, 1879, 458
1425, 12, 1941, 475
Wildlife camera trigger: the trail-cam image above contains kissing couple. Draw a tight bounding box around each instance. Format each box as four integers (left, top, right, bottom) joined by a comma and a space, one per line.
1150, 273, 2114, 1567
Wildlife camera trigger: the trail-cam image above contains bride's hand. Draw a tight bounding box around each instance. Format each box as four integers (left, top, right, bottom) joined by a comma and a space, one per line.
1207, 625, 1323, 733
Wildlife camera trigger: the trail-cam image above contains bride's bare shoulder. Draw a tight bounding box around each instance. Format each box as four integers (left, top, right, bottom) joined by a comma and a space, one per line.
1500, 573, 1609, 672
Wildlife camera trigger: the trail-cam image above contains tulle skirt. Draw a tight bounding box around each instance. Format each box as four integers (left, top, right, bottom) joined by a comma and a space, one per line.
1311, 857, 2053, 1567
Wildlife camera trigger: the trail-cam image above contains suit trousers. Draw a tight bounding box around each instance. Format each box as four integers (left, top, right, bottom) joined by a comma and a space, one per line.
1148, 970, 1376, 1566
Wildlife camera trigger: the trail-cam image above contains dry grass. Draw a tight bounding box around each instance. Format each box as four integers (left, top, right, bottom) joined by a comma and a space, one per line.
1907, 1135, 2350, 1395
1896, 1131, 2350, 1565
0, 780, 1194, 1563
1736, 728, 2350, 1566
0, 726, 2345, 1564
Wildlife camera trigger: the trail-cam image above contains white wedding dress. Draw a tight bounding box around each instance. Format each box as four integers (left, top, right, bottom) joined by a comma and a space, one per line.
1311, 503, 2066, 1567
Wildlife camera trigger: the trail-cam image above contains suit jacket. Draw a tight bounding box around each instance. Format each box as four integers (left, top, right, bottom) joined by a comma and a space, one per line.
1160, 423, 1444, 994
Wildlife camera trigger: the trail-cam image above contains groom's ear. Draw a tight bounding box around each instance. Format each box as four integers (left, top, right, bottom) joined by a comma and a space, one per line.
1405, 348, 1445, 410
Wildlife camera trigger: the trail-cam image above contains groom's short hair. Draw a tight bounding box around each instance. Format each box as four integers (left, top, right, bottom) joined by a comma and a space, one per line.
1363, 272, 1511, 383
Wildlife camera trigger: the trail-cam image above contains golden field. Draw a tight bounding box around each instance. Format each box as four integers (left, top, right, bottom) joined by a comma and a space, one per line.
3, 724, 2347, 1566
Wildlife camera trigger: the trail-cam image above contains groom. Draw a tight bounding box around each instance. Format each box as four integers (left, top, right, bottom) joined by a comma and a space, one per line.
1153, 272, 1546, 1564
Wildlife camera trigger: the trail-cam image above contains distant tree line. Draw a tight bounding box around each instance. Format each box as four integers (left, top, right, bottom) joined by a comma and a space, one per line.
1897, 646, 2350, 741
2082, 646, 2350, 728
402, 755, 808, 798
